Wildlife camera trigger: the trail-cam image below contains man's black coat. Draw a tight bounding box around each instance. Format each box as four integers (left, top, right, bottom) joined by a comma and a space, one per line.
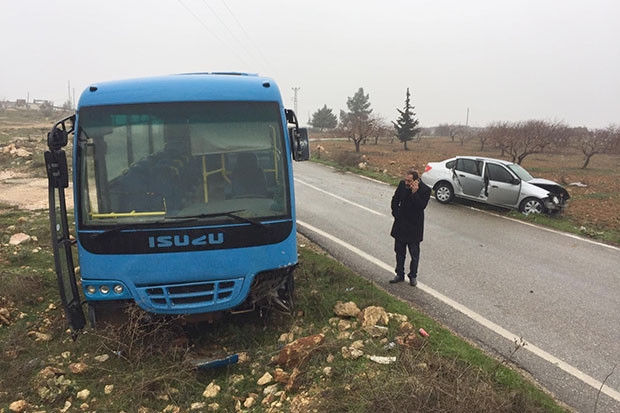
390, 180, 432, 243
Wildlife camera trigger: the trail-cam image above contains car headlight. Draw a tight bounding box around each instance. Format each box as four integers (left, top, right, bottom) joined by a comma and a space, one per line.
551, 195, 559, 204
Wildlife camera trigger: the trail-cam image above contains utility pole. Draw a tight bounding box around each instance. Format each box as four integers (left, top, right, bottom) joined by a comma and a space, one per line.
291, 87, 300, 115
465, 107, 470, 127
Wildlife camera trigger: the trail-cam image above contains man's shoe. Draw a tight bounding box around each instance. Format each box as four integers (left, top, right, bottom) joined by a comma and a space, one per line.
409, 277, 417, 287
389, 275, 405, 284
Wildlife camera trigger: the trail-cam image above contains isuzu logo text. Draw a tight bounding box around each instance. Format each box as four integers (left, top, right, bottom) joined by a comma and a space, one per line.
148, 233, 224, 248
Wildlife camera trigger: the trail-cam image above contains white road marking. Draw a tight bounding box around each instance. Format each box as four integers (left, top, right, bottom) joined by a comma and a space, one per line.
296, 219, 620, 403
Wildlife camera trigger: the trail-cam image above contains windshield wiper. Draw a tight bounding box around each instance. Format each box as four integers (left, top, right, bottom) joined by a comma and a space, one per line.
164, 210, 268, 228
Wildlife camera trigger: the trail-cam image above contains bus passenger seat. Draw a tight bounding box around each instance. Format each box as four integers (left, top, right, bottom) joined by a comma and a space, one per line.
231, 152, 268, 197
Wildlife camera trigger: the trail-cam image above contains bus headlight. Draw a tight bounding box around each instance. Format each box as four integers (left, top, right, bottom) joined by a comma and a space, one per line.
99, 285, 110, 295
86, 285, 96, 295
114, 284, 124, 294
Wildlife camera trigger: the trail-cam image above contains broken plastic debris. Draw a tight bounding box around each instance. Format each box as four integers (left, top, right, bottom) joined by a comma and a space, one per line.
190, 353, 239, 370
384, 342, 396, 350
368, 355, 397, 364
418, 328, 429, 337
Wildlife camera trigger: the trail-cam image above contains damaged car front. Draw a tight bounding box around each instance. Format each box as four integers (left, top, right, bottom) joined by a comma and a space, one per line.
506, 163, 570, 213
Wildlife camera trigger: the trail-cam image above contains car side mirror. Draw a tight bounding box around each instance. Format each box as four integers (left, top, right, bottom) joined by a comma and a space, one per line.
512, 178, 521, 185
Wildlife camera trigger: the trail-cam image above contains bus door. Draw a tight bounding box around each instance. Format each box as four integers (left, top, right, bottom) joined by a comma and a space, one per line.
44, 117, 86, 334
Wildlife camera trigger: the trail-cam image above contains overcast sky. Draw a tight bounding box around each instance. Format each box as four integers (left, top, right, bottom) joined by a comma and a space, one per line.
1, 0, 619, 128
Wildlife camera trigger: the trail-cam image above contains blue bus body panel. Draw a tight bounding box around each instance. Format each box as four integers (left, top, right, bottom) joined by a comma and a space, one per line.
77, 73, 283, 107
78, 227, 297, 314
73, 73, 299, 315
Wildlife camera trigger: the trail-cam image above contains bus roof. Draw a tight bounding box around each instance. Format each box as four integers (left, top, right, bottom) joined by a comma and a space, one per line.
77, 72, 282, 108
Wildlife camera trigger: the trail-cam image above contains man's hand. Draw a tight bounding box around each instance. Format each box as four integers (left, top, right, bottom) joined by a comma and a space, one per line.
408, 179, 419, 193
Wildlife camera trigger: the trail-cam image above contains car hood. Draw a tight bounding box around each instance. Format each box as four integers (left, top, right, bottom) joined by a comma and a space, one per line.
527, 178, 570, 201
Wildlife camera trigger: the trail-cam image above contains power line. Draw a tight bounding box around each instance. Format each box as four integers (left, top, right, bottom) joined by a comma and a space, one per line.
176, 0, 250, 67
219, 0, 271, 73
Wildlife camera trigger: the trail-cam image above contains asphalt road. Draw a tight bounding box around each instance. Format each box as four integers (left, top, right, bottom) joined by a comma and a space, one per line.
293, 161, 620, 413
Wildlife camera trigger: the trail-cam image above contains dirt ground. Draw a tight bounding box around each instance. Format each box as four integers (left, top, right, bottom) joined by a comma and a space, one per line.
312, 135, 620, 233
0, 172, 72, 211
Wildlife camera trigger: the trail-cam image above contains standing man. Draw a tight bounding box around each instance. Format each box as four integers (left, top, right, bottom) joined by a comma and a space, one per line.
389, 168, 431, 286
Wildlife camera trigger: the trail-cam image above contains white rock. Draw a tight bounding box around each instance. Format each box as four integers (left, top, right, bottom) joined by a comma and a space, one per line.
263, 383, 279, 395
9, 399, 28, 412
202, 381, 221, 398
77, 388, 90, 400
32, 331, 52, 341
94, 354, 110, 363
244, 396, 256, 408
9, 233, 31, 245
14, 148, 32, 157
190, 402, 206, 410
257, 372, 273, 385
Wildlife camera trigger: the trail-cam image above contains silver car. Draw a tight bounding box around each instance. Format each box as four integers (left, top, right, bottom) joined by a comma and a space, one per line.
421, 156, 570, 214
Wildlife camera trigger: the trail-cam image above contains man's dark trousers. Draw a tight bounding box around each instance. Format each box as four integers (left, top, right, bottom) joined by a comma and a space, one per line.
394, 239, 420, 279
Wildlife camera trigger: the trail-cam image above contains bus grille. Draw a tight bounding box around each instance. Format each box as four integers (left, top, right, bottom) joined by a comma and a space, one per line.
138, 279, 243, 310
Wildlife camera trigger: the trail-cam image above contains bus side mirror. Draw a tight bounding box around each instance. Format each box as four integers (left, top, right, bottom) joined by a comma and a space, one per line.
48, 127, 68, 150
44, 149, 69, 189
289, 127, 310, 161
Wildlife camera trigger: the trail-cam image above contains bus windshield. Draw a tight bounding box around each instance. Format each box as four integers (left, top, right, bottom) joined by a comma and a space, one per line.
77, 101, 290, 227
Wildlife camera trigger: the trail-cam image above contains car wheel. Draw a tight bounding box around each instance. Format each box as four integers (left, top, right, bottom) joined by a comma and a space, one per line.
519, 197, 546, 215
434, 182, 454, 204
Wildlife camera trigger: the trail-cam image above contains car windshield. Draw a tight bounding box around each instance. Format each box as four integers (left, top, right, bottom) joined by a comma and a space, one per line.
76, 101, 290, 227
506, 163, 534, 181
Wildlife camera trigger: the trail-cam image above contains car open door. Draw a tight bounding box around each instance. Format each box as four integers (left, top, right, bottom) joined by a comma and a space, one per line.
485, 162, 521, 207
44, 117, 86, 334
453, 158, 485, 198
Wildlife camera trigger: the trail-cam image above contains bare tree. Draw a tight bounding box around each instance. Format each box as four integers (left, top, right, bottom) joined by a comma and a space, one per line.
487, 120, 569, 164
339, 88, 374, 152
456, 125, 471, 146
574, 125, 619, 169
486, 121, 511, 156
435, 123, 451, 139
370, 115, 391, 144
477, 127, 492, 151
436, 123, 469, 144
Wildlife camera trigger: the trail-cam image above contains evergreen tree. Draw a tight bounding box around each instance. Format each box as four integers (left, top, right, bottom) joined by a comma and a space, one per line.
392, 88, 421, 150
310, 104, 338, 131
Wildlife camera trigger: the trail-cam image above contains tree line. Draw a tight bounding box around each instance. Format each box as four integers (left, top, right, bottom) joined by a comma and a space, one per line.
308, 88, 620, 169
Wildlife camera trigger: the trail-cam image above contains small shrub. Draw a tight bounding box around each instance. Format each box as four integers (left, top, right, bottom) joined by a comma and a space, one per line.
334, 151, 364, 168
